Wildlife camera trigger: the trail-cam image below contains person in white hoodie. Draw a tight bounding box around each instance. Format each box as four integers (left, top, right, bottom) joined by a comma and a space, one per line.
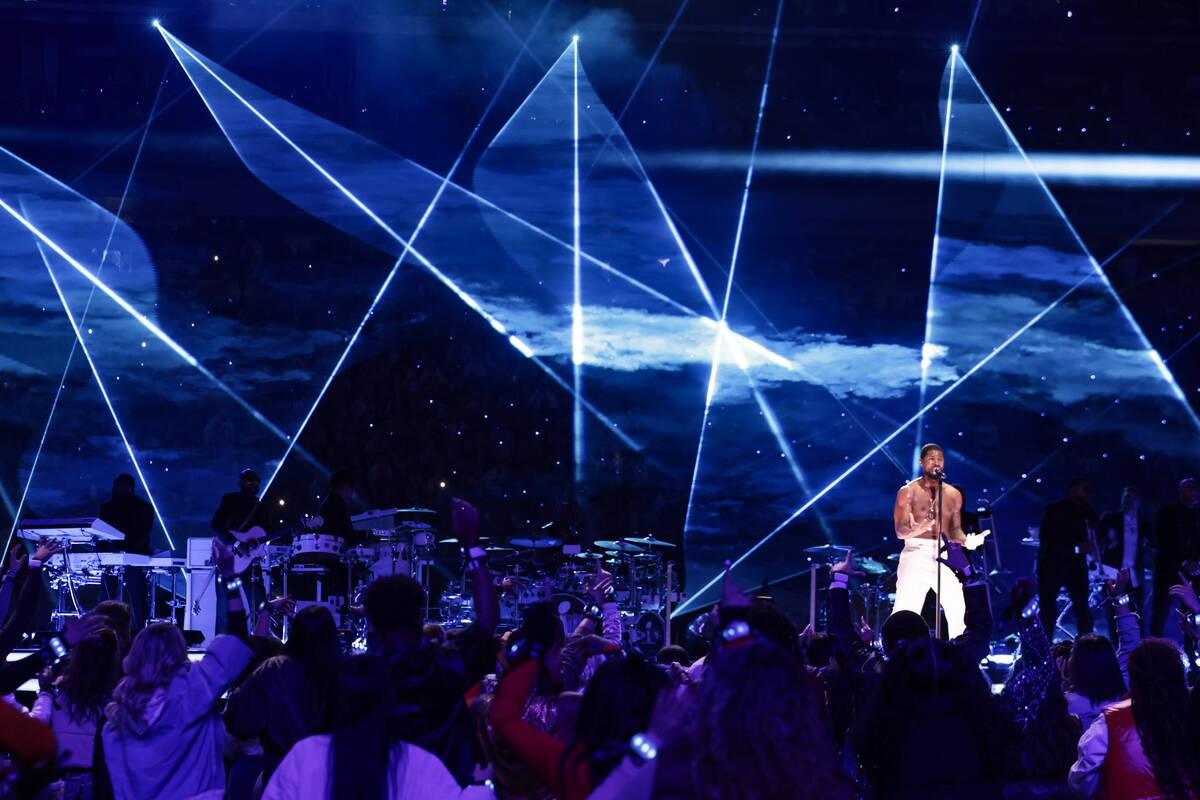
102, 541, 252, 800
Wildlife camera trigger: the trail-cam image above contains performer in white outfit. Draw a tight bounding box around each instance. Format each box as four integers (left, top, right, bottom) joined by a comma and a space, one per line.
891, 443, 967, 637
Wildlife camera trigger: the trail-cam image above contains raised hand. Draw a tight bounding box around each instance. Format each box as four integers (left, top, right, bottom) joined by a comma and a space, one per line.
856, 616, 876, 646
720, 560, 749, 610
1105, 567, 1131, 599
268, 596, 297, 618
830, 549, 864, 577
1169, 573, 1200, 613
7, 544, 26, 574
1178, 608, 1200, 639
585, 558, 614, 604
32, 538, 61, 564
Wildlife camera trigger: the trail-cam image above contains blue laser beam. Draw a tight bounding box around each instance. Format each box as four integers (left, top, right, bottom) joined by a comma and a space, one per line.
35, 242, 175, 549
0, 186, 312, 459
672, 263, 1133, 617
261, 1, 561, 494
572, 38, 585, 491
159, 29, 646, 468
581, 0, 692, 183
68, 2, 304, 186
683, 0, 786, 535
953, 53, 1199, 416
912, 45, 957, 473
676, 50, 1200, 617
4, 73, 167, 554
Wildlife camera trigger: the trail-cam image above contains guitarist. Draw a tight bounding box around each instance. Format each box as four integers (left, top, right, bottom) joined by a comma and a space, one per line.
1098, 486, 1150, 636
1037, 477, 1099, 638
209, 468, 273, 633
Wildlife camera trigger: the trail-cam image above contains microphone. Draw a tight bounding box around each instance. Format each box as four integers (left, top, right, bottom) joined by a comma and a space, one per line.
932, 467, 946, 480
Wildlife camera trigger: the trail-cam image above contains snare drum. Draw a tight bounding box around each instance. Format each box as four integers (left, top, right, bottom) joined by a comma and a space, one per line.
291, 534, 344, 564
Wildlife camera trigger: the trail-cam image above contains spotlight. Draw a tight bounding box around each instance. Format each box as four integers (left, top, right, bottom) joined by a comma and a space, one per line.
951, 44, 959, 53
152, 19, 161, 28
572, 34, 579, 42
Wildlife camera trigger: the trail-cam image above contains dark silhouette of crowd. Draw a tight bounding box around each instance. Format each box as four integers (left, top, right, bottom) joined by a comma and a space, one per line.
2, 496, 1200, 800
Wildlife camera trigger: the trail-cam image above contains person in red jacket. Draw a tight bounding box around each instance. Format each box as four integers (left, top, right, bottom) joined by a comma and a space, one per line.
1069, 639, 1200, 799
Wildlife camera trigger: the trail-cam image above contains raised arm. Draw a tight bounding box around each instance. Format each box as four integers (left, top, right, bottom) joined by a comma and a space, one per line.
455, 498, 499, 634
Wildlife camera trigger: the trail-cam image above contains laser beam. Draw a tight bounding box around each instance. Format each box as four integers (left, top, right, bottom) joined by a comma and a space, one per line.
672, 264, 1125, 617
36, 242, 175, 549
572, 39, 585, 491
4, 75, 167, 554
159, 28, 646, 469
683, 0, 786, 535
261, 1, 561, 494
912, 44, 957, 473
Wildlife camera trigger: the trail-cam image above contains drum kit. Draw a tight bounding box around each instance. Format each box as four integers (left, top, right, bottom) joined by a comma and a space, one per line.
437, 531, 681, 657
254, 507, 679, 656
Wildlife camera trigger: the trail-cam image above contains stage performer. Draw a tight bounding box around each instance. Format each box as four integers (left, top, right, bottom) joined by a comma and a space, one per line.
318, 470, 361, 545
99, 473, 154, 627
891, 443, 967, 637
209, 468, 272, 632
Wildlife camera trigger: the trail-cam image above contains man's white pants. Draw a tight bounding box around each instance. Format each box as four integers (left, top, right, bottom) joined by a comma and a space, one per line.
891, 538, 966, 638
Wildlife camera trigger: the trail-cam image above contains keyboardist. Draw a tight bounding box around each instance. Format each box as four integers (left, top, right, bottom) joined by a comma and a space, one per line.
98, 473, 153, 627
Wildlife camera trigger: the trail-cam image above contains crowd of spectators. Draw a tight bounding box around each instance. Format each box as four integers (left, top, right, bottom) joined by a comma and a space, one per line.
2, 496, 1200, 799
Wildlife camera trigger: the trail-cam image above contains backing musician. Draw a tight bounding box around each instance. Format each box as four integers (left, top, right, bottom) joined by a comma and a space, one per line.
1036, 477, 1098, 638
319, 470, 363, 546
209, 468, 271, 631
98, 473, 154, 627
891, 443, 967, 638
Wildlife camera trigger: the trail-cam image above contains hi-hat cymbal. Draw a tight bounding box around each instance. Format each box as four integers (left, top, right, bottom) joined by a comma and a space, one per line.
594, 539, 646, 554
485, 546, 514, 554
509, 536, 563, 549
623, 536, 676, 548
802, 544, 852, 557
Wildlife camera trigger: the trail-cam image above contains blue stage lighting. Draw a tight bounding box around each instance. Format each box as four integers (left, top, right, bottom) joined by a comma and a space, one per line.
572, 39, 585, 490
37, 243, 174, 549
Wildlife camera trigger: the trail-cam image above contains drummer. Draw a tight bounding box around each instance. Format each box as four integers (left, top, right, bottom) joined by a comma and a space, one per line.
318, 470, 365, 546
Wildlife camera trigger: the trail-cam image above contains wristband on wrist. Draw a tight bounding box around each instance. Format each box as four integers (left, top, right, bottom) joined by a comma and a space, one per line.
464, 558, 486, 574
29, 559, 43, 570
224, 577, 243, 593
1111, 593, 1132, 607
466, 546, 487, 560
830, 572, 850, 588
629, 732, 659, 765
719, 620, 755, 649
48, 636, 68, 666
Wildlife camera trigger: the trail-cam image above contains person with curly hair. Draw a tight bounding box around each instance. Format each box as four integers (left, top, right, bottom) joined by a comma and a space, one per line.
1069, 638, 1200, 800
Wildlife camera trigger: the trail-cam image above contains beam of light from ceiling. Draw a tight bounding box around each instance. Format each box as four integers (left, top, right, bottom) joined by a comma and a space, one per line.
0, 195, 306, 452
963, 0, 984, 52
912, 45, 957, 475
954, 53, 1198, 417
992, 326, 1200, 504
683, 0, 787, 537
674, 51, 1200, 618
581, 0, 692, 182
572, 37, 585, 492
261, 0, 561, 494
34, 242, 175, 549
672, 266, 1111, 616
480, 0, 721, 320
636, 149, 1200, 187
4, 70, 168, 554
68, 2, 305, 186
158, 28, 646, 469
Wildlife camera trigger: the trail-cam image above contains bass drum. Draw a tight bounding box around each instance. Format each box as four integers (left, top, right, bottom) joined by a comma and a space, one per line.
291, 534, 345, 565
550, 593, 587, 633
627, 612, 666, 658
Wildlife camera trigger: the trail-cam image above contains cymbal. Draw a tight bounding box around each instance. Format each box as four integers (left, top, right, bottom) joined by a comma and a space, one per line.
439, 537, 491, 546
802, 544, 852, 557
623, 536, 676, 548
594, 540, 646, 554
886, 552, 901, 564
509, 536, 563, 549
857, 557, 888, 576
572, 552, 616, 562
485, 546, 515, 554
